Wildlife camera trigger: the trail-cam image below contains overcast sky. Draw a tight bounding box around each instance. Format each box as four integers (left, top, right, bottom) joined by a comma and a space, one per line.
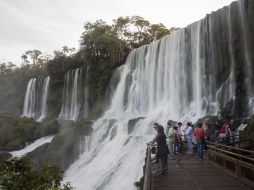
0, 0, 236, 65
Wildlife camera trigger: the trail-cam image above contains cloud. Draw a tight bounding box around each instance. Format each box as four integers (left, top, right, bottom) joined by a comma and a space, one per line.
0, 0, 235, 65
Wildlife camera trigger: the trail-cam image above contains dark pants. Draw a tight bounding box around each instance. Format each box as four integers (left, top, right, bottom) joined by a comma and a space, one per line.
163, 155, 168, 175
197, 142, 204, 160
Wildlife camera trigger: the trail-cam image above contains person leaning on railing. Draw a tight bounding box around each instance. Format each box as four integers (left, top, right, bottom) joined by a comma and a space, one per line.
147, 123, 168, 175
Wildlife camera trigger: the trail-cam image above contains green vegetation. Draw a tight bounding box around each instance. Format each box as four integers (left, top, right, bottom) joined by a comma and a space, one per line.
0, 157, 73, 190
0, 113, 59, 151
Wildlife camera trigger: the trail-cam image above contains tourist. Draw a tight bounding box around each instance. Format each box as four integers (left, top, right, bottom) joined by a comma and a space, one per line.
193, 123, 205, 160
220, 122, 229, 143
185, 122, 193, 155
225, 124, 232, 144
177, 122, 184, 153
167, 121, 175, 160
148, 123, 168, 175
173, 125, 181, 155
178, 122, 186, 137
202, 122, 209, 151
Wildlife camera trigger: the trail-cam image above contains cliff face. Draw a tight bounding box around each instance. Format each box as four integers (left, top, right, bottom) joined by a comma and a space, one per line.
64, 1, 254, 189
0, 1, 253, 122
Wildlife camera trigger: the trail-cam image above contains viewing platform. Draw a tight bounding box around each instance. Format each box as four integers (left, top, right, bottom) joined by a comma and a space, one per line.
141, 142, 254, 190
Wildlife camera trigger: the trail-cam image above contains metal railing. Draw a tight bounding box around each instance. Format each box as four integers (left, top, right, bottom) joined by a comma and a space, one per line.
207, 141, 254, 189
217, 131, 250, 145
141, 147, 154, 190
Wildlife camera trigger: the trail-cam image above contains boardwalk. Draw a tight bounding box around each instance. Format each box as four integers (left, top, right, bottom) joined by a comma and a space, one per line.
153, 154, 251, 190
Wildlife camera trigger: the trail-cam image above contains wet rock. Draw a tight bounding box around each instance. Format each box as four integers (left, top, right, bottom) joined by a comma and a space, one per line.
28, 120, 93, 171
128, 117, 145, 134
195, 115, 219, 127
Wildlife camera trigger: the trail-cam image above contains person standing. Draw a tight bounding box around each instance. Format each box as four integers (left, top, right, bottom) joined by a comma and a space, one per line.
185, 122, 193, 155
148, 123, 168, 175
167, 121, 175, 160
193, 123, 205, 160
173, 126, 181, 155
177, 122, 185, 153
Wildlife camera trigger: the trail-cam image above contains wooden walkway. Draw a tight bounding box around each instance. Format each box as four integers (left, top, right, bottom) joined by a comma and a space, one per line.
153, 154, 251, 190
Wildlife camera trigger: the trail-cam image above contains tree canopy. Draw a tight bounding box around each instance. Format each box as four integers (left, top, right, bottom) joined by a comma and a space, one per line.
0, 157, 73, 190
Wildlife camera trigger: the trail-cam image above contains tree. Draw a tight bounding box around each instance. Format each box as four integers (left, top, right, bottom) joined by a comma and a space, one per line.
61, 46, 76, 57
24, 50, 42, 65
0, 157, 73, 190
0, 62, 17, 76
148, 24, 177, 41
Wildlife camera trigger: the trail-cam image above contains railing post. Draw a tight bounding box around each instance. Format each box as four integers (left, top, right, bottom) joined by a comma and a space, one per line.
143, 147, 153, 190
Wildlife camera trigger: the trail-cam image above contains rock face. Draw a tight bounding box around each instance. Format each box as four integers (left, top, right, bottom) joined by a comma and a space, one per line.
28, 120, 93, 171
127, 117, 145, 134
247, 114, 254, 142
195, 115, 220, 127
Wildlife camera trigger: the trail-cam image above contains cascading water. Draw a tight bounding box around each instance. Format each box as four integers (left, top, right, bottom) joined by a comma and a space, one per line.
236, 0, 254, 115
59, 68, 83, 121
59, 67, 90, 121
38, 76, 50, 122
65, 0, 254, 189
22, 76, 50, 121
23, 78, 37, 118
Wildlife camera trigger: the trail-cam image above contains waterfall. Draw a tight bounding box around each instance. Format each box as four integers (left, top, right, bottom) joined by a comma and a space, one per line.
59, 68, 82, 121
38, 76, 50, 122
84, 67, 89, 119
65, 0, 254, 189
22, 76, 50, 121
23, 78, 37, 118
237, 0, 254, 115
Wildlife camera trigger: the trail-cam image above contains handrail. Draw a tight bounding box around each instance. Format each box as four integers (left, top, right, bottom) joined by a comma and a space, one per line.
207, 145, 254, 163
207, 141, 254, 189
207, 141, 254, 154
143, 147, 153, 190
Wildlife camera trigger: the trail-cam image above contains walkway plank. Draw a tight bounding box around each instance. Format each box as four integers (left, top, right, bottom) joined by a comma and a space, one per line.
153, 154, 251, 190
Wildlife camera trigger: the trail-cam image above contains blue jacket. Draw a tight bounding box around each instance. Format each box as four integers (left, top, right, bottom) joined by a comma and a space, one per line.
185, 127, 193, 140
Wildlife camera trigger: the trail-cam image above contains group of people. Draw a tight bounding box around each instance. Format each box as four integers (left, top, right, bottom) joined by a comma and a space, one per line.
147, 121, 206, 176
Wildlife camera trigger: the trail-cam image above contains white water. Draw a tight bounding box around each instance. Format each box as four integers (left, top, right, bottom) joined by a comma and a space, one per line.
22, 76, 50, 121
38, 76, 50, 122
23, 78, 36, 118
237, 0, 254, 115
65, 1, 254, 189
10, 136, 54, 157
59, 67, 91, 121
59, 69, 82, 121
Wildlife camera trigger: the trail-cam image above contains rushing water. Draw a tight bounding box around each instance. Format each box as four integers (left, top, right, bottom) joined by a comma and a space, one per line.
38, 76, 50, 122
59, 68, 90, 121
65, 0, 254, 189
10, 136, 54, 157
23, 78, 37, 118
22, 76, 50, 121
